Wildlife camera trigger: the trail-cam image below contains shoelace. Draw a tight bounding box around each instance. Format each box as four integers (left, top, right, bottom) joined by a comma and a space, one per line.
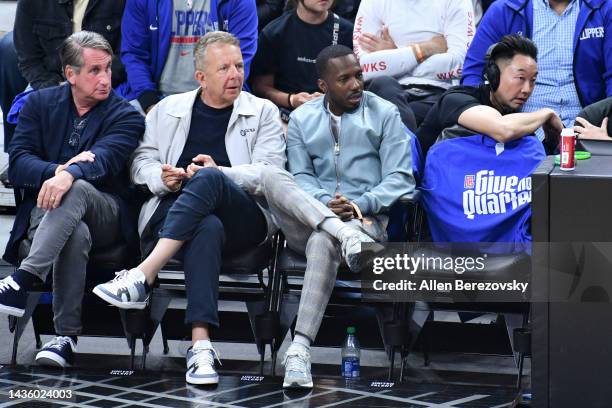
110, 270, 139, 291
191, 346, 222, 369
283, 350, 309, 373
43, 336, 73, 351
0, 277, 18, 293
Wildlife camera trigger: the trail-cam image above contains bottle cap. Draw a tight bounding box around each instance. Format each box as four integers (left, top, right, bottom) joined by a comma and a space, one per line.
561, 128, 575, 137
347, 326, 356, 334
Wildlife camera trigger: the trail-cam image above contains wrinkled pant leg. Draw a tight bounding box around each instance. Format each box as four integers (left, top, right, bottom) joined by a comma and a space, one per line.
182, 215, 224, 327
160, 168, 265, 244
51, 221, 91, 335
20, 179, 120, 281
294, 230, 342, 342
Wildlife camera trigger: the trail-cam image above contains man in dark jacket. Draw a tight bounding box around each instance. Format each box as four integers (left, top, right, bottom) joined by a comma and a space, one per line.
0, 31, 144, 368
0, 0, 126, 150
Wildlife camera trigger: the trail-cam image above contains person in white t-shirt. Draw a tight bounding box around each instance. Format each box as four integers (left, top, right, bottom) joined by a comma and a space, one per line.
353, 0, 475, 130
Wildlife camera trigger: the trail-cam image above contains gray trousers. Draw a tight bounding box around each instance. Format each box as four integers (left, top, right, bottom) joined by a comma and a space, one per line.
246, 166, 388, 342
20, 180, 121, 335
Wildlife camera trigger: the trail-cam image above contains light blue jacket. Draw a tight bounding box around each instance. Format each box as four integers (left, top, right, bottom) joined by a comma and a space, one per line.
286, 91, 415, 216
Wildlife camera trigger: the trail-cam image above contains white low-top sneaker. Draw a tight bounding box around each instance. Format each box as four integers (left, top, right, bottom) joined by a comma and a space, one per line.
283, 342, 313, 389
93, 268, 149, 309
186, 340, 220, 385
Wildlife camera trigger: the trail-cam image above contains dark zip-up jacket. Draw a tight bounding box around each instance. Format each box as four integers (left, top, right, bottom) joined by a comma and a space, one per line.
13, 0, 126, 90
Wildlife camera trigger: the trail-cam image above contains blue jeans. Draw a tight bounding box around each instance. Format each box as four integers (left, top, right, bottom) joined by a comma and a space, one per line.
150, 168, 267, 326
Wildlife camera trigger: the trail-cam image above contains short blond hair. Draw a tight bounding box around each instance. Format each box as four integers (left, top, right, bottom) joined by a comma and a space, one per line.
194, 31, 241, 70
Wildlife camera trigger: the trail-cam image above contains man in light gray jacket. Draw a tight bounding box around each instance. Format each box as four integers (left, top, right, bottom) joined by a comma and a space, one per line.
282, 44, 415, 389
93, 32, 375, 386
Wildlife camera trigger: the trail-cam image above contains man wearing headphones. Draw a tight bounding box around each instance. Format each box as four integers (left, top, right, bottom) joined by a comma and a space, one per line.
416, 34, 563, 157
461, 0, 612, 140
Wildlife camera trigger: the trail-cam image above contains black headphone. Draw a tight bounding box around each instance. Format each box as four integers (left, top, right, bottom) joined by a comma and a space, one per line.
484, 42, 502, 91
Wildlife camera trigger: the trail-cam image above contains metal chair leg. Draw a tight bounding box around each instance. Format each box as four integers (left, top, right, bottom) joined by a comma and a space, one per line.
259, 342, 266, 376
129, 336, 136, 370
161, 326, 169, 355
399, 346, 407, 383
10, 293, 42, 365
271, 338, 278, 377
34, 324, 42, 349
11, 320, 19, 366
142, 342, 148, 370
516, 352, 524, 389
387, 346, 395, 381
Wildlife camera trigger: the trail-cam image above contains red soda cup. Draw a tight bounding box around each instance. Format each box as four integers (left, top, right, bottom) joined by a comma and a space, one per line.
560, 128, 575, 171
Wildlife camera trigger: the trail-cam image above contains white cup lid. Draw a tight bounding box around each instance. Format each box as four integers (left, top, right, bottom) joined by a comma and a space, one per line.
561, 128, 575, 136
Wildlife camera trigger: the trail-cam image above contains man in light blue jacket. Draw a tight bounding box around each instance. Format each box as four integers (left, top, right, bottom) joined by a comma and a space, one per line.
282, 45, 416, 389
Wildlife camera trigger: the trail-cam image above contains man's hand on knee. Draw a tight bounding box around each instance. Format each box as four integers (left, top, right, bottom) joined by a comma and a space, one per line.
37, 171, 75, 210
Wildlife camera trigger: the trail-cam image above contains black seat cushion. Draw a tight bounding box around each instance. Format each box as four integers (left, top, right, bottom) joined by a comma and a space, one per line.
164, 242, 273, 275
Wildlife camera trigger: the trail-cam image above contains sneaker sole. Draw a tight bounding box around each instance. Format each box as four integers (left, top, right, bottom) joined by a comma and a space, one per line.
283, 380, 313, 389
35, 351, 70, 368
92, 287, 147, 310
186, 374, 219, 385
0, 304, 25, 317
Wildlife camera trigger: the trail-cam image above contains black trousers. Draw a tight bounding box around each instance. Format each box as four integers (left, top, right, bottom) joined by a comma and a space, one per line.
367, 76, 445, 132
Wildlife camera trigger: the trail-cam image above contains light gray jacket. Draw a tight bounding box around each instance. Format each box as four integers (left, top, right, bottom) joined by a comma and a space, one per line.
130, 88, 286, 238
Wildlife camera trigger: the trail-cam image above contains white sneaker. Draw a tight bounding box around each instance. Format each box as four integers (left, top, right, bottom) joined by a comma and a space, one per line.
283, 343, 313, 389
185, 340, 220, 385
340, 229, 382, 272
92, 268, 149, 309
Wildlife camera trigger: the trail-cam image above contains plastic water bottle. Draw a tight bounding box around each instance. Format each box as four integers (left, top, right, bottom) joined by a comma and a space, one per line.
341, 326, 360, 378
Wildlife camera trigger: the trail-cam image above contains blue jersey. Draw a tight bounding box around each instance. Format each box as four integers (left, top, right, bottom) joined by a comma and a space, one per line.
420, 134, 545, 246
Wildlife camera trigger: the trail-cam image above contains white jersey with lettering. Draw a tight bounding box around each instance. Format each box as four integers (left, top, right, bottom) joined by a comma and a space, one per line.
353, 0, 475, 89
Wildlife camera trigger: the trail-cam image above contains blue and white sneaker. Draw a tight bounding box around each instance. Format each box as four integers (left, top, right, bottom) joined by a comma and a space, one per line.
186, 340, 220, 385
35, 336, 76, 367
0, 275, 27, 317
283, 343, 313, 389
92, 268, 149, 309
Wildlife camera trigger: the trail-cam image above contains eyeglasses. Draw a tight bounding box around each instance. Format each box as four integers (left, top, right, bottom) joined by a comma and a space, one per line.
69, 117, 88, 148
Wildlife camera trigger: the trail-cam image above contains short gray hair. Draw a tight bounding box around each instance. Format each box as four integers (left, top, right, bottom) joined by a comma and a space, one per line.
194, 31, 240, 71
60, 31, 113, 74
